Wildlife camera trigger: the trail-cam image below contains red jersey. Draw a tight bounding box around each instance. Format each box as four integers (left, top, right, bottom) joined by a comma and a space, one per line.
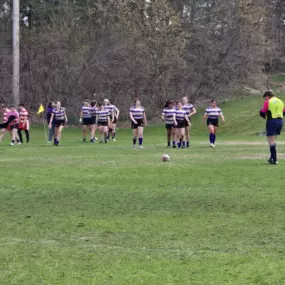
19, 108, 29, 123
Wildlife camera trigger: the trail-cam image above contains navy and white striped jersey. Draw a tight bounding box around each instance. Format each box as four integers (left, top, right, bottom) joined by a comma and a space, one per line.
53, 107, 65, 120
130, 106, 145, 120
182, 103, 194, 116
176, 109, 187, 120
205, 106, 222, 119
82, 106, 92, 119
162, 108, 176, 124
96, 110, 109, 122
90, 107, 97, 117
104, 105, 115, 116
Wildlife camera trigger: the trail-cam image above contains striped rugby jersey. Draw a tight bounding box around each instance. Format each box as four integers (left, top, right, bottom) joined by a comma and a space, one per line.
162, 108, 176, 124
3, 108, 10, 123
182, 103, 194, 116
96, 109, 109, 122
53, 107, 66, 120
81, 106, 92, 119
104, 105, 115, 116
130, 106, 145, 120
90, 107, 97, 117
205, 106, 222, 119
176, 109, 187, 120
19, 108, 29, 123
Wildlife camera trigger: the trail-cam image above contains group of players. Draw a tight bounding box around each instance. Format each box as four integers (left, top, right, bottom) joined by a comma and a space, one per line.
1, 90, 284, 165
0, 96, 225, 149
162, 96, 225, 148
0, 104, 30, 146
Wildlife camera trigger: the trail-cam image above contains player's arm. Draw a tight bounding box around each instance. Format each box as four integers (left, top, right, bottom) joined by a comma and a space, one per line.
189, 107, 197, 117
64, 112, 68, 124
115, 107, 120, 119
161, 111, 165, 121
107, 114, 110, 125
185, 113, 190, 124
48, 113, 54, 128
173, 112, 177, 125
79, 109, 83, 123
129, 111, 137, 124
260, 100, 269, 119
143, 112, 147, 127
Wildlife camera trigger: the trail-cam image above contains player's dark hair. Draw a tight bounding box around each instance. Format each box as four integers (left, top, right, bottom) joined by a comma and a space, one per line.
211, 100, 216, 103
164, 100, 170, 108
91, 100, 97, 107
98, 103, 104, 108
19, 103, 24, 107
47, 101, 54, 108
263, 90, 274, 98
176, 100, 182, 104
10, 104, 15, 108
134, 99, 140, 105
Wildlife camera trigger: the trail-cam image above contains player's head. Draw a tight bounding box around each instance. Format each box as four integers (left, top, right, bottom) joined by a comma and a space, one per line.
168, 100, 174, 108
18, 103, 24, 110
98, 103, 104, 110
134, 99, 140, 107
1, 104, 6, 112
263, 90, 275, 100
176, 100, 182, 109
104, 99, 109, 106
182, 96, 188, 104
84, 99, 90, 106
48, 101, 55, 109
10, 104, 16, 111
109, 99, 114, 105
211, 100, 217, 107
56, 101, 61, 109
91, 100, 97, 107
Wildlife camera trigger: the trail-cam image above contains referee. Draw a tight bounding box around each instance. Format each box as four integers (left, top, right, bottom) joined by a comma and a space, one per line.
260, 90, 285, 165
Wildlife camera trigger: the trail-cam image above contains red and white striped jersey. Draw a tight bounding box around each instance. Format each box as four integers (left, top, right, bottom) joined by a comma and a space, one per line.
3, 108, 10, 123
19, 108, 29, 123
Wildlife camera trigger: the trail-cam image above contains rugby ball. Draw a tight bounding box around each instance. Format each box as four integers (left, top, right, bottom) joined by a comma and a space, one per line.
162, 154, 170, 161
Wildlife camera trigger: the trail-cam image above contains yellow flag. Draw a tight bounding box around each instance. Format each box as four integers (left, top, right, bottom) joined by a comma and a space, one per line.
37, 104, 44, 115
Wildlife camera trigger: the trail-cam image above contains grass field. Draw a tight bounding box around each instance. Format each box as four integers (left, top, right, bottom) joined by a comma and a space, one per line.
1, 93, 285, 285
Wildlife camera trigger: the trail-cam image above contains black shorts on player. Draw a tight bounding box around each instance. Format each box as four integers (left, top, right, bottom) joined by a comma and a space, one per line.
82, 118, 92, 126
98, 121, 108, 127
175, 120, 186, 129
165, 123, 174, 130
207, 118, 219, 127
131, 119, 144, 129
54, 120, 65, 127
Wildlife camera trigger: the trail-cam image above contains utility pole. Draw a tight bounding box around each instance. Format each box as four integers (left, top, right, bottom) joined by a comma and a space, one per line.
13, 0, 20, 106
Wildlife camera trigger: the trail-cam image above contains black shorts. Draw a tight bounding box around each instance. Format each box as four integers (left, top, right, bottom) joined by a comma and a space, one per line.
91, 116, 96, 125
98, 121, 108, 127
10, 124, 19, 130
131, 119, 144, 129
165, 124, 174, 130
82, 118, 92, 126
185, 117, 191, 127
266, 118, 283, 137
54, 120, 65, 127
207, 118, 219, 127
175, 120, 186, 129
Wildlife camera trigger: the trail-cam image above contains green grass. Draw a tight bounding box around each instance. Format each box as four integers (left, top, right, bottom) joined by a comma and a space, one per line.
1, 94, 285, 285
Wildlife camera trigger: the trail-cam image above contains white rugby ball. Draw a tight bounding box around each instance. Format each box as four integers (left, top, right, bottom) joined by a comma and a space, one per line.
162, 154, 170, 161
